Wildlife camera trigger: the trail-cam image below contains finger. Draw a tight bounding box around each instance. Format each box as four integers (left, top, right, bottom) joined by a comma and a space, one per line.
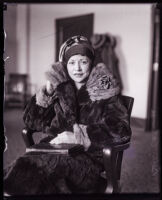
49, 138, 57, 144
74, 130, 81, 144
46, 73, 60, 87
46, 81, 54, 95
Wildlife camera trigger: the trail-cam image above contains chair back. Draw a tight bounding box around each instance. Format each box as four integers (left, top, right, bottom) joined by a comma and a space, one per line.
120, 95, 134, 116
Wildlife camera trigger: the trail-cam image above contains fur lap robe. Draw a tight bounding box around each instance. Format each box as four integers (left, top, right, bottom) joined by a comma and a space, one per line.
3, 62, 132, 195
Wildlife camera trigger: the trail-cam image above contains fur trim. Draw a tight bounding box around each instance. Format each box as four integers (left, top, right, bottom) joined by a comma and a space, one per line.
73, 123, 91, 151
36, 62, 120, 107
36, 62, 69, 108
36, 85, 55, 108
45, 62, 69, 90
86, 63, 120, 102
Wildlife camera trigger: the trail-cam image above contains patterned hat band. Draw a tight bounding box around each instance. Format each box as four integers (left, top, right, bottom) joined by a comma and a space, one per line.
64, 44, 94, 62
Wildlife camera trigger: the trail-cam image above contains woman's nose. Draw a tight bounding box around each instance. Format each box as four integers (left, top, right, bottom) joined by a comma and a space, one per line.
74, 62, 81, 71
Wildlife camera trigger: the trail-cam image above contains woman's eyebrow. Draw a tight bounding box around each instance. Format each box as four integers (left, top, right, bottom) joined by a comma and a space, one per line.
69, 58, 88, 62
80, 58, 88, 61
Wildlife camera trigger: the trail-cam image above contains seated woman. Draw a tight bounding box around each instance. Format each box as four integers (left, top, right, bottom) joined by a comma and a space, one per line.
4, 35, 131, 195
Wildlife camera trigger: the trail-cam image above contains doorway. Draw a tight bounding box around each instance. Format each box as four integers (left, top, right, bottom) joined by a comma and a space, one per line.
55, 13, 94, 61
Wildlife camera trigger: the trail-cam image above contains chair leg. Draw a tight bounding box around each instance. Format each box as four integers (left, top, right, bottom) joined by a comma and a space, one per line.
112, 152, 119, 193
116, 151, 124, 179
113, 180, 121, 193
113, 151, 124, 193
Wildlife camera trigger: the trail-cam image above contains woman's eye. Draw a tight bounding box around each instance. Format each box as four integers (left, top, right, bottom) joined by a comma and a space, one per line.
69, 61, 75, 65
81, 60, 88, 64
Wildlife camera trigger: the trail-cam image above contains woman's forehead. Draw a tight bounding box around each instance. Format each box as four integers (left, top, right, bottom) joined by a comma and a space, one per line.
68, 54, 90, 60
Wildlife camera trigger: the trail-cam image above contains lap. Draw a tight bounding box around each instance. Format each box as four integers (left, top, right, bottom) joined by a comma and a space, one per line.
4, 150, 102, 194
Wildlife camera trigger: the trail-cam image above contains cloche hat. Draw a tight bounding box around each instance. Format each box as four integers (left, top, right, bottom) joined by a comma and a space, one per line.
59, 35, 95, 63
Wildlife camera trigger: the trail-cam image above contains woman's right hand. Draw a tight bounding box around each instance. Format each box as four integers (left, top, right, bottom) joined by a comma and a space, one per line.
49, 131, 77, 144
46, 80, 54, 95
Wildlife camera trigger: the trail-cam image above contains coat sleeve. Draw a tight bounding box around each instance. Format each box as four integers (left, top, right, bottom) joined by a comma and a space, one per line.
86, 96, 132, 148
23, 82, 77, 136
23, 95, 56, 134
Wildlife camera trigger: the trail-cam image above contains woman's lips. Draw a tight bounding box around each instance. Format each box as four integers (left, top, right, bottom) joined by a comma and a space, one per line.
74, 73, 83, 77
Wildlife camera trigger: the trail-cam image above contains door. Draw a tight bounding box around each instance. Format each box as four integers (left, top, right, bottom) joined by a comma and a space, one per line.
55, 13, 94, 61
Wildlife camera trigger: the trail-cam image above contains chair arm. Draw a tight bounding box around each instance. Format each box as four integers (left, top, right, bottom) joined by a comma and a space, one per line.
113, 142, 130, 152
22, 128, 35, 147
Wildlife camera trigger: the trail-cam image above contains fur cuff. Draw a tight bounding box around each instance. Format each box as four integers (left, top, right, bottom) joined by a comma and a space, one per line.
36, 62, 69, 108
45, 62, 69, 90
36, 85, 55, 108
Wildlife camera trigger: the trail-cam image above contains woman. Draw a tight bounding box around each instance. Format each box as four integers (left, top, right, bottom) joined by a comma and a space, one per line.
4, 36, 131, 195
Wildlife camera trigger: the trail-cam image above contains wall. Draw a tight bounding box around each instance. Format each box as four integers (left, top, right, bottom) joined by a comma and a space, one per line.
4, 4, 17, 81
16, 5, 28, 74
4, 3, 154, 119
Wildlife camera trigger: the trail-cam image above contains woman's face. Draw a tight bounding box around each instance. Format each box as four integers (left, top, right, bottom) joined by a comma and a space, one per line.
67, 54, 92, 84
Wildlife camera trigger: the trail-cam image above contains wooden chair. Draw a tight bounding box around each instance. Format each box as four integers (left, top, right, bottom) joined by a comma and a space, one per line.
22, 95, 134, 194
102, 95, 134, 193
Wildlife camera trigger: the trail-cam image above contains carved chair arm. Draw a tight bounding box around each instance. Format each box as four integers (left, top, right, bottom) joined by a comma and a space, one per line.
22, 128, 35, 147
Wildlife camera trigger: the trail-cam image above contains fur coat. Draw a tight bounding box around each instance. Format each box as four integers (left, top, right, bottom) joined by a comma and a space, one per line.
4, 62, 131, 195
23, 62, 130, 146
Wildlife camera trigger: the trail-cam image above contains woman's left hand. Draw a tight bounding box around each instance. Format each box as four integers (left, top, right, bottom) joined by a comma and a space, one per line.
49, 131, 77, 144
73, 124, 91, 150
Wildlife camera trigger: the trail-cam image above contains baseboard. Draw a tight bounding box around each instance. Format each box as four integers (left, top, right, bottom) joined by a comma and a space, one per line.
130, 117, 146, 130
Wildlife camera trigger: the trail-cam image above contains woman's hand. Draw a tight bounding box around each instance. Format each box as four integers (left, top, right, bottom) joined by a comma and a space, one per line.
73, 123, 91, 150
46, 80, 54, 96
49, 131, 77, 144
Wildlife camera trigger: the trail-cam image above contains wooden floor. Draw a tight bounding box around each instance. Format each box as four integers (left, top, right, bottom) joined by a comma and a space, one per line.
3, 108, 160, 193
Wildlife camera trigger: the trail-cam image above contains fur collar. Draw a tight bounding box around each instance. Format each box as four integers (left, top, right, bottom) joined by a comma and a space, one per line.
86, 63, 120, 102
36, 62, 120, 107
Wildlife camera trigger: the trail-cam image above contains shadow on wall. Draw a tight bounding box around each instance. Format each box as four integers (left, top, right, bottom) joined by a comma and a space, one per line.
115, 35, 129, 93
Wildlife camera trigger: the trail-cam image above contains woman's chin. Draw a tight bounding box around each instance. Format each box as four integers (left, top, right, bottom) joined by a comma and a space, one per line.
72, 75, 89, 84
73, 77, 86, 83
